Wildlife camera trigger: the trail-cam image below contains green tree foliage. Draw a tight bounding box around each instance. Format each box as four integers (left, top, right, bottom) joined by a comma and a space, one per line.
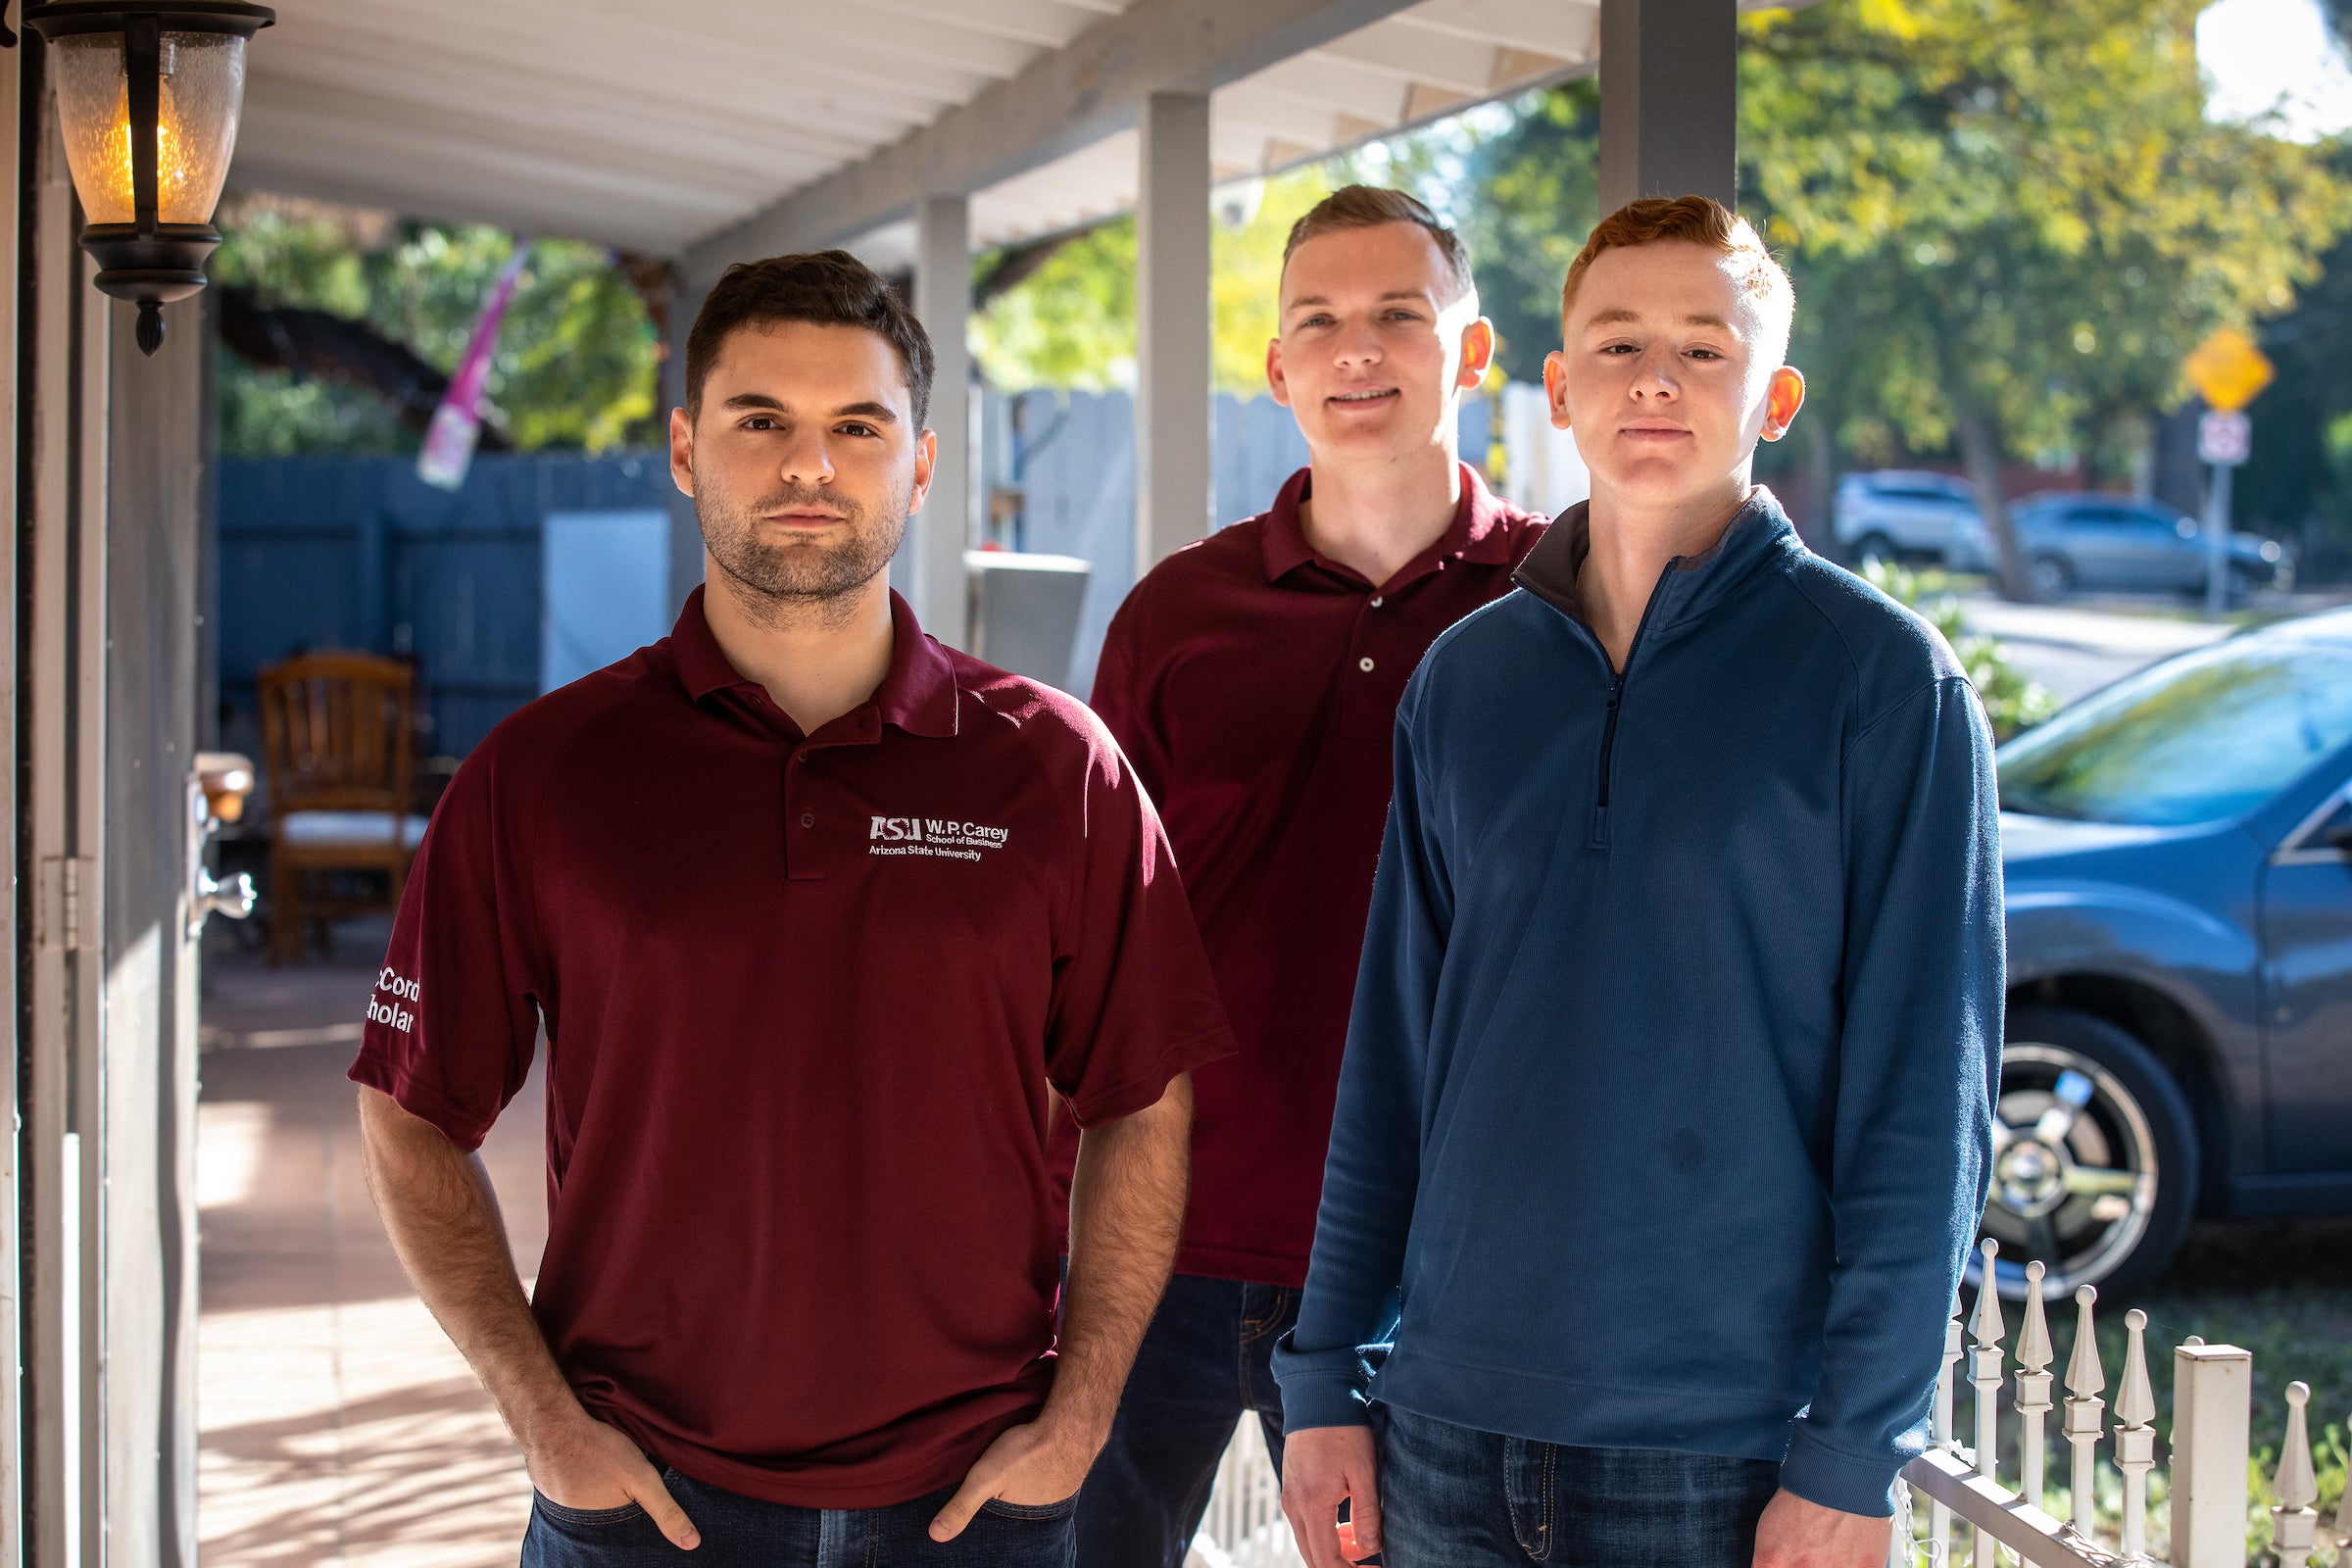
211, 195, 661, 457
1453, 79, 1600, 384
1740, 0, 2352, 596
971, 166, 1359, 396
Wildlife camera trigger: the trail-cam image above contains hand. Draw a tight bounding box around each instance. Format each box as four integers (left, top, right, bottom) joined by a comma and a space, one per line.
928, 1415, 1100, 1542
1281, 1425, 1382, 1568
1752, 1489, 1891, 1568
525, 1411, 700, 1550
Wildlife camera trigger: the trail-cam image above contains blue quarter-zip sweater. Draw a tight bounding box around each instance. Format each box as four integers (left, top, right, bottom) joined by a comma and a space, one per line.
1272, 491, 2002, 1518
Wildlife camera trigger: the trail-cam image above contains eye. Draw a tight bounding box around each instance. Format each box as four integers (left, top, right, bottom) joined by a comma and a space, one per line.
742, 415, 781, 430
1385, 309, 1422, 322
837, 421, 880, 438
1685, 347, 1725, 362
1298, 313, 1335, 329
1599, 342, 1639, 356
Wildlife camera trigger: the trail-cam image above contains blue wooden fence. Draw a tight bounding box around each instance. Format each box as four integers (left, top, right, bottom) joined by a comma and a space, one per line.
216, 451, 673, 758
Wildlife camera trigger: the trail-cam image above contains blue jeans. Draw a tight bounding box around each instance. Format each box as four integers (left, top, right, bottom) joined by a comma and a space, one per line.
1072, 1273, 1296, 1568
1373, 1404, 1782, 1567
520, 1464, 1077, 1567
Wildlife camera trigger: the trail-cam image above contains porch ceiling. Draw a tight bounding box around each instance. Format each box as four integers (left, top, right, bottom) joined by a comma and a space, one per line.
226, 0, 1581, 257
229, 0, 1793, 263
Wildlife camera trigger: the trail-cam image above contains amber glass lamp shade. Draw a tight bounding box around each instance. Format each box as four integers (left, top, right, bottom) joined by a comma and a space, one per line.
23, 1, 274, 354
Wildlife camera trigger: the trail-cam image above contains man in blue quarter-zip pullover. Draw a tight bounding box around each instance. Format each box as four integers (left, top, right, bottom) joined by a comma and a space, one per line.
1274, 195, 2002, 1568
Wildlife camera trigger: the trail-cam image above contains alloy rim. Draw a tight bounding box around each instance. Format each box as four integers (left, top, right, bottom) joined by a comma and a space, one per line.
1973, 1043, 2160, 1300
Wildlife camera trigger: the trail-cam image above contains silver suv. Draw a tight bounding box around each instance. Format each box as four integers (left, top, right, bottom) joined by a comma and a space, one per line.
1832, 470, 1982, 565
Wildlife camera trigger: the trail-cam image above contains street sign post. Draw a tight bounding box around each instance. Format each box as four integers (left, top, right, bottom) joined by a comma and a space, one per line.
2182, 330, 2274, 617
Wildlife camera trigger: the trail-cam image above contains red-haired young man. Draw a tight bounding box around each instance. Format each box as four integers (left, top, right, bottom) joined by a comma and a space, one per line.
1277, 197, 2000, 1568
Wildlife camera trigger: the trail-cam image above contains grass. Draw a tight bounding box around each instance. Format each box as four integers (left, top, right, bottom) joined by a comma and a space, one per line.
1912, 1218, 2352, 1564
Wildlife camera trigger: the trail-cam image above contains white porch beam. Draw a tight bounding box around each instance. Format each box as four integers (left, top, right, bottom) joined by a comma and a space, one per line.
683, 0, 1419, 282
1135, 91, 1213, 571
913, 194, 975, 647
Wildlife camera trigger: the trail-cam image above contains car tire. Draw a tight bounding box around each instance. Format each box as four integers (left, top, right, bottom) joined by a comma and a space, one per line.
2028, 554, 2074, 600
1975, 1005, 2200, 1303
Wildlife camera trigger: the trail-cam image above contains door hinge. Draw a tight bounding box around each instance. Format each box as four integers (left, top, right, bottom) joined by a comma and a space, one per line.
39, 855, 87, 953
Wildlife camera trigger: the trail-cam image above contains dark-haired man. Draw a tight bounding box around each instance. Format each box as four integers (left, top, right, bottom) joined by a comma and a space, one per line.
1064, 187, 1546, 1568
352, 249, 1235, 1566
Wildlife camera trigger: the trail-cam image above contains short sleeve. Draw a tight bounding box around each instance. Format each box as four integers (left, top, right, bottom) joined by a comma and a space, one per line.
347, 745, 542, 1152
1042, 717, 1235, 1127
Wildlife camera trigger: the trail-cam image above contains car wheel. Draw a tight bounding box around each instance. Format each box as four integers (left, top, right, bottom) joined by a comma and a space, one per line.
1974, 1006, 2199, 1302
1854, 531, 1898, 569
2028, 554, 2074, 600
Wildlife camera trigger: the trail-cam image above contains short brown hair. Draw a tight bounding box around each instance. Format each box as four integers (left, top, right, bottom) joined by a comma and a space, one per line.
1559, 196, 1793, 359
1281, 185, 1475, 304
685, 250, 936, 425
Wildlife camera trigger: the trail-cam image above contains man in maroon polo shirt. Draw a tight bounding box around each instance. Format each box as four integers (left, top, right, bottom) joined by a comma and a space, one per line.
352, 251, 1234, 1567
1066, 187, 1547, 1566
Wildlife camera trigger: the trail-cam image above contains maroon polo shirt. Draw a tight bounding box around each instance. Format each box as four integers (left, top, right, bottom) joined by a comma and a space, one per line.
1068, 464, 1544, 1287
350, 587, 1233, 1509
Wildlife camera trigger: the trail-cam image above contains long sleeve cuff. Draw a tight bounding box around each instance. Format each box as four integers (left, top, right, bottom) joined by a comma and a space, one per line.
1778, 1422, 1903, 1518
1270, 1333, 1373, 1432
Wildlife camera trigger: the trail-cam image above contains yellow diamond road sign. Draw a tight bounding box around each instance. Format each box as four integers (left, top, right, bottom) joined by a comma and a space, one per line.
2183, 328, 2275, 413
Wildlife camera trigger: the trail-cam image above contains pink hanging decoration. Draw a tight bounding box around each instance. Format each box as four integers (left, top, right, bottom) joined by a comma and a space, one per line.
416, 237, 533, 491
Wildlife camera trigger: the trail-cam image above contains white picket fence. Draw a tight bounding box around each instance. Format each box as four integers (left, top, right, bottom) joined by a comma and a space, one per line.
1191, 1418, 1307, 1568
1190, 1238, 2343, 1568
1893, 1239, 2341, 1567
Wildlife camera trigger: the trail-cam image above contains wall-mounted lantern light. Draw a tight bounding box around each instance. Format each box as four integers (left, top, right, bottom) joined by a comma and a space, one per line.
21, 0, 274, 355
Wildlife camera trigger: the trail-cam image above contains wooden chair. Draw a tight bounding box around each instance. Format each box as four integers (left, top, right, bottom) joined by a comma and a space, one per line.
255, 651, 426, 963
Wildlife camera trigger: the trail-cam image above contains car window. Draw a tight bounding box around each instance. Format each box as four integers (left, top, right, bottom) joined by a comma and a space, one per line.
1998, 638, 2352, 826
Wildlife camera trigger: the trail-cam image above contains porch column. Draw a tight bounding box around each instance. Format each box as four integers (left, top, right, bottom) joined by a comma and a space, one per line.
1597, 0, 1739, 212
1135, 90, 1212, 571
914, 193, 973, 646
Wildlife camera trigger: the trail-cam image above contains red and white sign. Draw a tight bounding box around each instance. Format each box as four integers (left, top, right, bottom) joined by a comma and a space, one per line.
2198, 410, 2251, 467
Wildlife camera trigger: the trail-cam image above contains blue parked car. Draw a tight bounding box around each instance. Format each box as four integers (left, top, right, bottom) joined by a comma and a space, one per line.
1948, 492, 2289, 600
1983, 607, 2352, 1299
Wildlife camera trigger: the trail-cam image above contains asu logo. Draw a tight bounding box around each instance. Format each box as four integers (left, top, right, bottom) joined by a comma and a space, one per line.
869, 815, 1011, 862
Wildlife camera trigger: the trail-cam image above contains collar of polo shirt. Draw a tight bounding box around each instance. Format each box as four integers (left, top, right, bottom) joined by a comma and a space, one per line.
667, 585, 959, 740
1258, 461, 1524, 587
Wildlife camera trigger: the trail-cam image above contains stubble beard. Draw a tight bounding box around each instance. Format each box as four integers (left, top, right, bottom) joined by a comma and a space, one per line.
698, 476, 909, 630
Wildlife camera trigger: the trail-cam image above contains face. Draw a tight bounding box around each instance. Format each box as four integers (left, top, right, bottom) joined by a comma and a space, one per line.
669, 318, 935, 607
1268, 221, 1494, 467
1544, 240, 1803, 513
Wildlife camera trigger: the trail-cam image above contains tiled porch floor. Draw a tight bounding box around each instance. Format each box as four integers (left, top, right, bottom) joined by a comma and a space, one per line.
199, 946, 547, 1566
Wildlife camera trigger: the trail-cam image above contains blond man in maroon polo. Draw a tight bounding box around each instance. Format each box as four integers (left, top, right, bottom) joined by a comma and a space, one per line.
1064, 187, 1548, 1566
352, 251, 1234, 1567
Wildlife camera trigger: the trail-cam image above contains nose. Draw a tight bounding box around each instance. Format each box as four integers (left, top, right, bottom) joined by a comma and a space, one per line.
1333, 318, 1385, 370
1630, 344, 1679, 401
776, 426, 837, 487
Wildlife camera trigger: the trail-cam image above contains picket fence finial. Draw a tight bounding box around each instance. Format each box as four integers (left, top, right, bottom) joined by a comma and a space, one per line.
2273, 1381, 2319, 1565
1971, 1241, 2006, 1480
2115, 1308, 2158, 1558
2062, 1285, 2105, 1535
2014, 1260, 2055, 1510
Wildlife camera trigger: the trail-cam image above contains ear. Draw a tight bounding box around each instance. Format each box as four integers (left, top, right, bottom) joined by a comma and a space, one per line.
907, 426, 940, 514
1266, 335, 1291, 408
1542, 350, 1572, 433
669, 406, 696, 497
1759, 365, 1807, 443
1457, 317, 1496, 389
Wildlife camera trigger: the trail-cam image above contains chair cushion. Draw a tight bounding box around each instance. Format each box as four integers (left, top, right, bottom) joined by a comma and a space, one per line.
278, 809, 430, 851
